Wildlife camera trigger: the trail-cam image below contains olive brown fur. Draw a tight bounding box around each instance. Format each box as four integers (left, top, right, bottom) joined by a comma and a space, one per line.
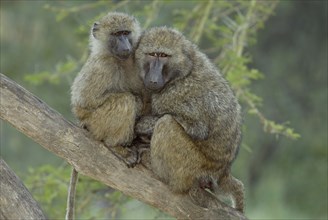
135, 27, 245, 213
71, 12, 145, 148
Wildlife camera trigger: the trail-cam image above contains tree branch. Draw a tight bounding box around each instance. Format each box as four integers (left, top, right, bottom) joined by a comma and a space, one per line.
0, 73, 247, 220
0, 158, 47, 219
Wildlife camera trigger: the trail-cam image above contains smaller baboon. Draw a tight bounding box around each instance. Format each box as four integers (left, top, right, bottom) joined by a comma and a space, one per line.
71, 12, 144, 149
135, 27, 244, 212
67, 12, 145, 220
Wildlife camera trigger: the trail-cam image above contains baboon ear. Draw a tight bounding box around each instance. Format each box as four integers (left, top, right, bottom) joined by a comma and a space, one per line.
92, 22, 100, 38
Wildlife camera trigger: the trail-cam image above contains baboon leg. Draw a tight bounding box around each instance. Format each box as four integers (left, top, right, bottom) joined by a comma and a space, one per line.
85, 93, 138, 147
150, 114, 207, 193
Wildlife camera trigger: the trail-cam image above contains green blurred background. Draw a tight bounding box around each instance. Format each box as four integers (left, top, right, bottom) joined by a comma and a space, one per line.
1, 0, 327, 219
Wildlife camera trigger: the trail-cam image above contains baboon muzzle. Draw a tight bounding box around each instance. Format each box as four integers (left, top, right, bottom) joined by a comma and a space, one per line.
145, 58, 165, 91
117, 35, 132, 57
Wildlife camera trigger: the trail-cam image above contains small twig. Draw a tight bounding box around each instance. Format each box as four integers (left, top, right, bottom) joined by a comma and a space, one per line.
65, 168, 79, 220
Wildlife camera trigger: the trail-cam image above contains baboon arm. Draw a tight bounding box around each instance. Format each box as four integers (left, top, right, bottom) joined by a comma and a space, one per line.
173, 115, 209, 140
135, 112, 209, 140
157, 94, 210, 140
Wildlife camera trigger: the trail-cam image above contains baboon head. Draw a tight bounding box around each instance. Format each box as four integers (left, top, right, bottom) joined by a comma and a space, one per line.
136, 27, 194, 92
92, 12, 141, 60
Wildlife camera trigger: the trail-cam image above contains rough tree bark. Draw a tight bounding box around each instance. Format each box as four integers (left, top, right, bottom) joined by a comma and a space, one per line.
0, 159, 47, 219
0, 73, 248, 220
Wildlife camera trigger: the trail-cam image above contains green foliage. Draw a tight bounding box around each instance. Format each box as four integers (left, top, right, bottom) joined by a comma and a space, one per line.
25, 165, 71, 217
25, 56, 79, 85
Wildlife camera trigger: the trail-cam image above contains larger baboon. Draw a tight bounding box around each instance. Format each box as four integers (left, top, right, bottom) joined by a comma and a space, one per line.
135, 27, 244, 212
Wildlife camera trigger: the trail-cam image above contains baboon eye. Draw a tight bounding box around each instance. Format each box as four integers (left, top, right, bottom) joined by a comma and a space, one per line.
111, 31, 131, 36
121, 31, 131, 35
148, 52, 170, 57
159, 53, 168, 57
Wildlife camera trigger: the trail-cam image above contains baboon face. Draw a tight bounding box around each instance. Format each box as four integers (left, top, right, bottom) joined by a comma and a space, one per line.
136, 27, 193, 92
107, 29, 133, 60
143, 52, 171, 91
92, 12, 141, 60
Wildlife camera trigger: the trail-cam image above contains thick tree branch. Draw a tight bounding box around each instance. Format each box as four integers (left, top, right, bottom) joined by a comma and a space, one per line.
0, 73, 247, 220
0, 158, 47, 219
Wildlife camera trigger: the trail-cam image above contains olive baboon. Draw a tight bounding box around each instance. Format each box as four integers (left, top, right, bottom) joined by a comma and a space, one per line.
67, 12, 144, 220
71, 12, 145, 148
135, 27, 244, 212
